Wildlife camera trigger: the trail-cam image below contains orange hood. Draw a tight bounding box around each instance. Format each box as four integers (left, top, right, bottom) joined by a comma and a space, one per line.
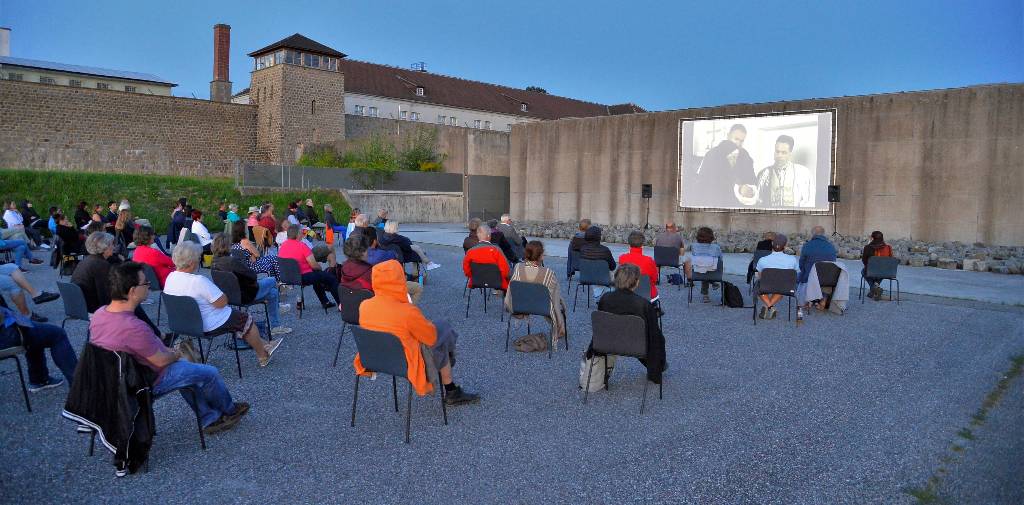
371, 260, 409, 302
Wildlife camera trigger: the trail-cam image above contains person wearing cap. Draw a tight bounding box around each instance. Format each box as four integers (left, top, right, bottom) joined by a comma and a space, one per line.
246, 206, 260, 227
754, 232, 800, 319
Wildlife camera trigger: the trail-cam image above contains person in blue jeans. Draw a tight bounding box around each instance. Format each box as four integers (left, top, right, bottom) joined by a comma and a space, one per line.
210, 233, 292, 336
88, 261, 250, 434
0, 238, 40, 269
0, 302, 78, 392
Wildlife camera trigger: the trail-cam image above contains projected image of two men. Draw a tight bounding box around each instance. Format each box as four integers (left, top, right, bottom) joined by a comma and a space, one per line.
679, 111, 834, 212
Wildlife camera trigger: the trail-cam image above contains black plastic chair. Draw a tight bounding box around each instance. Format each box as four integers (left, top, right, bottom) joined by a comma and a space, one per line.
333, 288, 374, 367
813, 262, 842, 309
0, 340, 31, 412
566, 248, 581, 290
211, 270, 272, 340
572, 259, 613, 312
634, 276, 663, 330
747, 250, 772, 292
465, 262, 504, 321
653, 246, 682, 288
278, 258, 312, 319
688, 256, 724, 305
56, 281, 91, 341
140, 264, 164, 327
584, 311, 662, 414
349, 326, 447, 444
860, 256, 900, 304
752, 268, 798, 325
505, 281, 568, 358
162, 293, 244, 379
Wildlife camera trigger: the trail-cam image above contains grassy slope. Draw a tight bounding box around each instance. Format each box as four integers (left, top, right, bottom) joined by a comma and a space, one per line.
0, 169, 350, 233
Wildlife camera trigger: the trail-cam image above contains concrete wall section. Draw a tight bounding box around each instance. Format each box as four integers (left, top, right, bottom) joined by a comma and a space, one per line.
342, 190, 464, 223
0, 80, 255, 177
510, 84, 1024, 245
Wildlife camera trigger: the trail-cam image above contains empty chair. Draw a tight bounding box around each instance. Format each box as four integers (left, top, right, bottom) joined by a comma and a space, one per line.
332, 288, 374, 367
140, 264, 164, 326
860, 256, 900, 304
56, 281, 91, 341
465, 262, 504, 321
688, 257, 724, 304
349, 326, 447, 444
653, 246, 682, 288
161, 293, 244, 379
573, 259, 613, 311
584, 311, 662, 414
0, 341, 31, 412
210, 270, 271, 338
752, 268, 798, 325
505, 281, 568, 358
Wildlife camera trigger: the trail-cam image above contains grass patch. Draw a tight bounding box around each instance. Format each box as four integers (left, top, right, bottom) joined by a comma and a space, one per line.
0, 168, 350, 233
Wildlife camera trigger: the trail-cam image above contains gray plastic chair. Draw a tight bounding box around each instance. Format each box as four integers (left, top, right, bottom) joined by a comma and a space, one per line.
277, 258, 310, 319
211, 270, 271, 339
585, 311, 662, 414
0, 343, 31, 412
752, 268, 798, 325
505, 280, 568, 358
140, 264, 164, 326
162, 293, 244, 379
573, 259, 613, 311
653, 246, 682, 288
860, 256, 900, 304
688, 256, 724, 305
349, 326, 447, 444
56, 281, 91, 341
332, 288, 374, 367
634, 276, 663, 330
465, 262, 504, 321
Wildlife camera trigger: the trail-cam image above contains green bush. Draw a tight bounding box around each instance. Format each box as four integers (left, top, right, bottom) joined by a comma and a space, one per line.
298, 127, 448, 186
398, 127, 447, 172
0, 169, 350, 233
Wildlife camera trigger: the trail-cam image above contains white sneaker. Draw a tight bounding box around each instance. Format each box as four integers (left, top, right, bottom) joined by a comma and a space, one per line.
271, 326, 293, 335
279, 303, 291, 313
425, 262, 442, 271
39, 243, 52, 249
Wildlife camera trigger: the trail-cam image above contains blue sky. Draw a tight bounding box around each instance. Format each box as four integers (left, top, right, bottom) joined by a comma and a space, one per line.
1, 0, 1021, 111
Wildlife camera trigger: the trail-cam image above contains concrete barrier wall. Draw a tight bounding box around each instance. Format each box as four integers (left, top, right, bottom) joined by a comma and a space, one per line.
510, 84, 1024, 245
342, 190, 464, 223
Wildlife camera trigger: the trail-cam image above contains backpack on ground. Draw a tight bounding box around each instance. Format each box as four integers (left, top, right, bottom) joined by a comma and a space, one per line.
578, 354, 617, 392
722, 281, 745, 308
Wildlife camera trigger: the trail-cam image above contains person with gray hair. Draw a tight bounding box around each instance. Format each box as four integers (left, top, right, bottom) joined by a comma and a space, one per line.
349, 213, 371, 246
164, 241, 283, 366
585, 263, 667, 384
496, 214, 525, 262
71, 231, 161, 334
379, 221, 441, 271
754, 232, 801, 319
462, 223, 511, 291
211, 234, 292, 336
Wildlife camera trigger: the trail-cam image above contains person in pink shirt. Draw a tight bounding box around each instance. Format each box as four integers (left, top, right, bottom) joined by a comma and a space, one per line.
278, 224, 340, 309
130, 225, 174, 287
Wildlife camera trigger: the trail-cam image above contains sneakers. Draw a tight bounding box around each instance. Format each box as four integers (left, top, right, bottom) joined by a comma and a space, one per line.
203, 402, 249, 435
796, 307, 804, 322
758, 306, 767, 319
322, 302, 337, 310
38, 243, 52, 250
29, 258, 44, 265
443, 386, 480, 406
30, 312, 48, 323
28, 375, 64, 392
767, 307, 778, 320
270, 326, 293, 335
259, 339, 283, 367
425, 262, 442, 271
32, 291, 60, 304
702, 294, 711, 303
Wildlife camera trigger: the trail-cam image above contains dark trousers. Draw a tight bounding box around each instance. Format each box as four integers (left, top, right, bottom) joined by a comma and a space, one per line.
302, 271, 340, 305
0, 322, 78, 385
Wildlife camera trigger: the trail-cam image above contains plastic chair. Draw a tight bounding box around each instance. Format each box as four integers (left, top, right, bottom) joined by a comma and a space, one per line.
505, 281, 568, 358
584, 311, 662, 414
860, 256, 900, 304
653, 246, 682, 288
688, 257, 724, 305
211, 270, 272, 340
635, 276, 663, 330
747, 250, 772, 291
56, 281, 91, 341
0, 342, 31, 412
162, 293, 244, 379
349, 326, 448, 444
140, 264, 164, 326
752, 268, 798, 325
572, 259, 613, 312
332, 288, 374, 367
278, 258, 311, 319
813, 262, 842, 309
465, 262, 504, 321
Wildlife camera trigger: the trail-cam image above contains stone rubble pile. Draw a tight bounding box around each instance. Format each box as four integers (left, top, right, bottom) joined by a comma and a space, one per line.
517, 221, 1024, 275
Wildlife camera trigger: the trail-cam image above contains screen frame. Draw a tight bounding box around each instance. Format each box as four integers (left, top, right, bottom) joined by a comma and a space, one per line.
676, 108, 838, 216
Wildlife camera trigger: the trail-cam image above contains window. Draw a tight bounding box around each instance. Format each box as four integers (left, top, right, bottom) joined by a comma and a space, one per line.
448, 116, 457, 126
473, 119, 481, 129
400, 110, 407, 120
410, 112, 420, 121
124, 85, 136, 93
311, 100, 316, 115
484, 120, 491, 130
507, 124, 512, 131
303, 53, 320, 68
96, 82, 109, 90
322, 56, 337, 71
7, 73, 23, 81
354, 105, 365, 115
284, 50, 300, 65
39, 76, 55, 85
368, 106, 378, 117
520, 103, 528, 112
438, 115, 446, 124
415, 87, 424, 96
69, 79, 81, 87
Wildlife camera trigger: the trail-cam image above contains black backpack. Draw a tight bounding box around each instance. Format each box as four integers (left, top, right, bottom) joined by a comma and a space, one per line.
722, 281, 745, 308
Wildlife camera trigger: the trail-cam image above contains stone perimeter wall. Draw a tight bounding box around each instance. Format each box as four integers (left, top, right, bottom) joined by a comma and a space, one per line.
0, 80, 257, 177
510, 84, 1024, 246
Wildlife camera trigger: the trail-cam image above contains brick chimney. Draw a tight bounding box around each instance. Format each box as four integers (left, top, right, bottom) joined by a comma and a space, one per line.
209, 24, 232, 102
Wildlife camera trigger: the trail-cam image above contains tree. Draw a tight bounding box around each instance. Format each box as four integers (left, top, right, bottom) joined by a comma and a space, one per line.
525, 86, 548, 94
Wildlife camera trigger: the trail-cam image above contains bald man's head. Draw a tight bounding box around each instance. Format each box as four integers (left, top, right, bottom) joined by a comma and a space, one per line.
812, 225, 826, 236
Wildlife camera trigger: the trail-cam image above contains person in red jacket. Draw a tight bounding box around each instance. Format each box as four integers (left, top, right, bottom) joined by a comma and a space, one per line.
462, 224, 510, 290
618, 231, 658, 300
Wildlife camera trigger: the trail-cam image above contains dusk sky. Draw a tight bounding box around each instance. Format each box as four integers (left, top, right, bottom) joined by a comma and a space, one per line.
1, 0, 1021, 111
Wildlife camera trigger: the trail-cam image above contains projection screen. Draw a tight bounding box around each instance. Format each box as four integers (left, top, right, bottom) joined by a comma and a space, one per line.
678, 111, 835, 212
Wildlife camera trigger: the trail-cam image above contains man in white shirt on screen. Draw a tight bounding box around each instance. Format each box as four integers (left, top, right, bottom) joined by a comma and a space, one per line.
756, 135, 814, 208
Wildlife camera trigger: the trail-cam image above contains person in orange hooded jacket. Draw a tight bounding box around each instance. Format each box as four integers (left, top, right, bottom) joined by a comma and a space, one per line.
462, 224, 510, 290
354, 260, 479, 405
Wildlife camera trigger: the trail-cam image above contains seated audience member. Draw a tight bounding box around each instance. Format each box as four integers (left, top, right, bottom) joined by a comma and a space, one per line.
618, 231, 659, 300
754, 233, 800, 319
131, 225, 175, 287
348, 213, 371, 245
654, 221, 685, 255
363, 228, 398, 265
379, 221, 441, 271
756, 231, 776, 251
345, 208, 360, 237
685, 226, 723, 303
286, 202, 303, 227
47, 206, 59, 236
504, 241, 567, 344
71, 232, 160, 333
90, 262, 249, 434
462, 218, 482, 252
164, 241, 282, 366
496, 214, 526, 262
167, 198, 187, 246
579, 225, 616, 299
797, 226, 838, 310
278, 224, 340, 309
0, 236, 42, 270
4, 201, 45, 249
463, 224, 510, 291
216, 203, 228, 222
257, 204, 277, 232
104, 201, 119, 225
339, 237, 374, 292
567, 218, 592, 276
589, 264, 666, 384
231, 221, 280, 279
373, 209, 389, 228
211, 235, 291, 335
113, 207, 136, 249
355, 260, 478, 405
323, 204, 339, 230
55, 214, 84, 254
0, 263, 59, 321
487, 219, 518, 263
19, 200, 48, 245
0, 294, 78, 392
245, 207, 260, 227
190, 210, 213, 254
74, 201, 91, 229
226, 204, 240, 223
861, 230, 893, 301
304, 199, 319, 225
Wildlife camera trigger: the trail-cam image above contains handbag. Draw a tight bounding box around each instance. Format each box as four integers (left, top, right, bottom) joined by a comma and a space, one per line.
513, 333, 548, 352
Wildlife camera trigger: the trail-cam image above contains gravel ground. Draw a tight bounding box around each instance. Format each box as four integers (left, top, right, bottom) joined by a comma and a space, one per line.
1, 243, 1022, 504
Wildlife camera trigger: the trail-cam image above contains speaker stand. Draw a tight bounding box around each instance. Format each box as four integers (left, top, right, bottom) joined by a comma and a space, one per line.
643, 198, 651, 230
831, 203, 844, 239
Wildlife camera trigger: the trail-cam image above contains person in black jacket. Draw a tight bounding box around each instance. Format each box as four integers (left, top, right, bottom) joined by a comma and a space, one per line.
210, 234, 291, 336
579, 225, 615, 299
590, 264, 667, 384
70, 232, 160, 336
487, 219, 518, 263
73, 201, 91, 229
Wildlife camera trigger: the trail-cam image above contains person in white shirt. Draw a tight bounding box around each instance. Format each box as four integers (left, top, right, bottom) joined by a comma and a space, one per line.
3, 201, 47, 249
754, 233, 800, 319
755, 135, 814, 208
163, 241, 282, 367
189, 209, 213, 253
